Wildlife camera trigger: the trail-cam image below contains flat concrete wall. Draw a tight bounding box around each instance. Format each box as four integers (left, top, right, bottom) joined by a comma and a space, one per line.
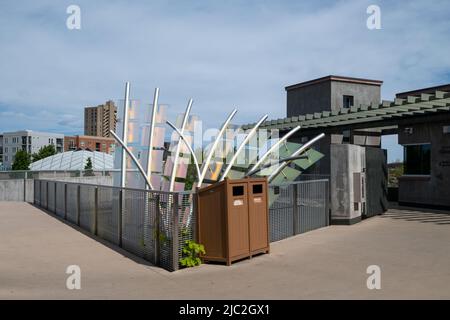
331, 81, 380, 109
0, 176, 111, 203
287, 81, 331, 116
44, 176, 113, 186
398, 121, 450, 207
0, 179, 34, 202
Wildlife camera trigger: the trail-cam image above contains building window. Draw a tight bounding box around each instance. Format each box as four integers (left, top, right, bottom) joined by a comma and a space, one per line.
343, 95, 354, 108
404, 144, 431, 175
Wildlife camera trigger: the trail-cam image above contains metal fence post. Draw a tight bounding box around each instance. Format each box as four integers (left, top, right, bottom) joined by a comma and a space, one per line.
171, 194, 180, 271
46, 181, 49, 210
23, 171, 27, 202
77, 185, 81, 226
155, 194, 161, 267
292, 183, 299, 236
118, 189, 123, 247
64, 183, 68, 220
326, 180, 330, 226
94, 187, 98, 235
54, 182, 57, 213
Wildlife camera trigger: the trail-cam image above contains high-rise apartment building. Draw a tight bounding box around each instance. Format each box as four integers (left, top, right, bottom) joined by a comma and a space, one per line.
84, 100, 117, 138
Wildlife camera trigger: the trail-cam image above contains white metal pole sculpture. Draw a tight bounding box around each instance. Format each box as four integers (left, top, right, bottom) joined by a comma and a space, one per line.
267, 133, 325, 183
110, 130, 154, 190
145, 88, 160, 188
245, 125, 301, 177
166, 120, 202, 182
219, 114, 268, 181
169, 99, 193, 192
197, 109, 237, 187
120, 82, 130, 188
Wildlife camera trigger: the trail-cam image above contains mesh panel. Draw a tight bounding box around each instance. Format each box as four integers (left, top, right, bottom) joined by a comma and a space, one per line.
34, 180, 40, 205
41, 181, 47, 208
47, 181, 56, 213
157, 193, 175, 271
296, 180, 329, 234
66, 184, 78, 224
122, 189, 147, 258
268, 179, 330, 242
79, 185, 96, 232
97, 186, 120, 245
269, 184, 294, 241
55, 182, 65, 218
178, 193, 196, 268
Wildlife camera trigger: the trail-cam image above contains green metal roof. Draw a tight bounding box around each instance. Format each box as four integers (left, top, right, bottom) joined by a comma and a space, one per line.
242, 90, 450, 131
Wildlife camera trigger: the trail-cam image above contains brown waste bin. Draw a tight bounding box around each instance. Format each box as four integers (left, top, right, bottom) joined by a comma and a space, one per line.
196, 177, 270, 266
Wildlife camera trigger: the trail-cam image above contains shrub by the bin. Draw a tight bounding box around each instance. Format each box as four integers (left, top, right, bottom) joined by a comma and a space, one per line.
180, 240, 205, 268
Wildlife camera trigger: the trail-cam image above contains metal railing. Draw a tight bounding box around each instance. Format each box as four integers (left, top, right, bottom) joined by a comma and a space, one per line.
33, 179, 194, 272
0, 170, 117, 180
31, 177, 329, 270
268, 178, 330, 242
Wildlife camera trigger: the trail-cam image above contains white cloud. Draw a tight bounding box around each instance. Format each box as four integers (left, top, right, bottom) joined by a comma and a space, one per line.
0, 0, 449, 134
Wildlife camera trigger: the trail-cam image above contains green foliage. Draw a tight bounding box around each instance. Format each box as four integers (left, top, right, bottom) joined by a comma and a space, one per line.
32, 145, 56, 162
388, 163, 404, 187
84, 157, 94, 176
184, 154, 198, 191
180, 240, 205, 268
12, 150, 31, 170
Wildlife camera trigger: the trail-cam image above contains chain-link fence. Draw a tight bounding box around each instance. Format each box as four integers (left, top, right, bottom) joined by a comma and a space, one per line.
33, 179, 194, 272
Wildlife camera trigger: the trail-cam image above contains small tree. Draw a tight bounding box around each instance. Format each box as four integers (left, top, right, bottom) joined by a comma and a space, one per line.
84, 157, 94, 176
12, 150, 31, 170
32, 145, 56, 162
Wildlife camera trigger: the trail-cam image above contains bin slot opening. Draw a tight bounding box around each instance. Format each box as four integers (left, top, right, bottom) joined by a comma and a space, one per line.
232, 186, 244, 196
252, 184, 263, 194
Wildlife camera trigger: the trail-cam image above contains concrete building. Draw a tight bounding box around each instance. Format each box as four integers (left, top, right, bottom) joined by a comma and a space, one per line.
84, 100, 117, 138
244, 74, 450, 221
286, 75, 382, 116
395, 85, 450, 209
0, 130, 64, 170
64, 135, 115, 154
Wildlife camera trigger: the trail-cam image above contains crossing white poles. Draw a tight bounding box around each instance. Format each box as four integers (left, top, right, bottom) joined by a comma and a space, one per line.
245, 125, 301, 177
198, 109, 238, 187
219, 114, 268, 181
267, 133, 325, 183
110, 130, 154, 190
166, 120, 202, 182
169, 99, 193, 192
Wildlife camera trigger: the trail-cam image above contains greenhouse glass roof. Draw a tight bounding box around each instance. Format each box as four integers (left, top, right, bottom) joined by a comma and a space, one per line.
30, 150, 114, 171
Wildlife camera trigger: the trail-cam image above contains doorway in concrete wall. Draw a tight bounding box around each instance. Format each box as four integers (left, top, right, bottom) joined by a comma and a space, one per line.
381, 134, 404, 206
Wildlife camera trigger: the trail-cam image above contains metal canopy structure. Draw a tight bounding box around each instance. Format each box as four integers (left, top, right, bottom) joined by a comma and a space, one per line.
242, 90, 450, 132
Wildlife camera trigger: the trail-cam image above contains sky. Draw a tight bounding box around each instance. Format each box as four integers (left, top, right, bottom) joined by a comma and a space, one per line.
1, 0, 450, 162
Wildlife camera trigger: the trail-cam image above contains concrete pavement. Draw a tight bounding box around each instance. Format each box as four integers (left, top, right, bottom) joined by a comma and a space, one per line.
0, 202, 449, 299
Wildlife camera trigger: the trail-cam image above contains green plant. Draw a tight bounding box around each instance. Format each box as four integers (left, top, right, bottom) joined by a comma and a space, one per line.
180, 240, 205, 268
84, 157, 94, 176
12, 150, 31, 170
32, 145, 56, 162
